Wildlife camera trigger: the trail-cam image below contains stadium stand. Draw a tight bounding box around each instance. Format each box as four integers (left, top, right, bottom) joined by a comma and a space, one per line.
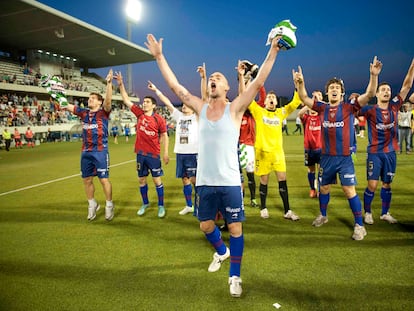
0, 0, 154, 146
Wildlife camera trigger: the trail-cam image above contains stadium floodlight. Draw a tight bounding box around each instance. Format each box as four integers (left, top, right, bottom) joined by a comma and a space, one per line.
125, 0, 142, 95
125, 0, 142, 23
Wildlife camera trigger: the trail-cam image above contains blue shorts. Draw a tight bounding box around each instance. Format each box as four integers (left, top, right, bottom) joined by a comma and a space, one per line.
304, 149, 321, 167
81, 151, 109, 178
136, 154, 164, 178
176, 153, 197, 178
366, 152, 396, 183
195, 186, 245, 224
319, 155, 357, 186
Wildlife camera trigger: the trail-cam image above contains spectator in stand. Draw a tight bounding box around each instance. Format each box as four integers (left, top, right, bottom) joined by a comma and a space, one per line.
22, 63, 30, 75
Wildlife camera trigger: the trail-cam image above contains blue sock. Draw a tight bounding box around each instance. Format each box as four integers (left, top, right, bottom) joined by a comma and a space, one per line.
183, 184, 193, 207
348, 195, 363, 226
319, 193, 330, 216
156, 183, 164, 206
140, 184, 149, 205
363, 188, 375, 213
380, 187, 392, 215
229, 234, 244, 277
205, 226, 227, 255
308, 172, 315, 190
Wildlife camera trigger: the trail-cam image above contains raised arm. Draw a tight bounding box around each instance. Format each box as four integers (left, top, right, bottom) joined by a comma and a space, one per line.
145, 34, 203, 114
113, 71, 134, 109
233, 36, 282, 115
103, 69, 113, 112
197, 63, 208, 102
292, 66, 314, 108
357, 56, 382, 106
409, 92, 414, 105
62, 100, 75, 113
297, 105, 309, 118
398, 58, 414, 101
147, 80, 175, 113
236, 60, 247, 95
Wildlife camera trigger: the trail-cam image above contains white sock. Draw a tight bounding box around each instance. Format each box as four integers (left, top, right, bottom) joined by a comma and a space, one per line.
88, 199, 97, 208
106, 200, 113, 208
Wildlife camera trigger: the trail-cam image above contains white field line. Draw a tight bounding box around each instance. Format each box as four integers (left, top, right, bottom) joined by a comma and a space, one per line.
0, 154, 303, 197
0, 159, 136, 197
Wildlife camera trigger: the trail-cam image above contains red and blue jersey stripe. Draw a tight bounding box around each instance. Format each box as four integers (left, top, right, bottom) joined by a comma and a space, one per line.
360, 95, 402, 154
74, 107, 110, 152
313, 101, 360, 156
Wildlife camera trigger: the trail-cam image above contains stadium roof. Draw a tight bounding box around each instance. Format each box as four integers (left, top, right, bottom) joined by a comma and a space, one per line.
0, 0, 154, 69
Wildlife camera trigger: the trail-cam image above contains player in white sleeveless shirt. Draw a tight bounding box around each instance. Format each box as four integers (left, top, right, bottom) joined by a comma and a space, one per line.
145, 33, 283, 298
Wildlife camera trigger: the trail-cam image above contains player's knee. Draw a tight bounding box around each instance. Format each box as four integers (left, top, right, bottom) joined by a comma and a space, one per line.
228, 222, 242, 237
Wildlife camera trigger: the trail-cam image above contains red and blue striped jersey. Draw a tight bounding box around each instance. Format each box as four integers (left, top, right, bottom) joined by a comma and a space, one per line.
74, 107, 110, 152
313, 100, 360, 156
359, 95, 402, 154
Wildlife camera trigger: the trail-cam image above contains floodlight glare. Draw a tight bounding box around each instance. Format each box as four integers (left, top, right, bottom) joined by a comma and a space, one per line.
125, 0, 141, 23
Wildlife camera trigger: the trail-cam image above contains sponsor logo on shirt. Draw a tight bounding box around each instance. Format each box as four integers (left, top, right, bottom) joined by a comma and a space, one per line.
83, 123, 98, 129
323, 121, 344, 128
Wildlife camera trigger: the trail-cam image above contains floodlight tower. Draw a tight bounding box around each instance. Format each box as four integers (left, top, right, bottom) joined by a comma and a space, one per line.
125, 0, 142, 95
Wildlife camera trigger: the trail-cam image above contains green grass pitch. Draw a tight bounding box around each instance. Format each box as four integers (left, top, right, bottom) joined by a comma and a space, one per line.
0, 131, 413, 310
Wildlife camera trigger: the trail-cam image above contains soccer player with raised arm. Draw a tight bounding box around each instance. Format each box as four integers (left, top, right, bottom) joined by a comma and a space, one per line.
145, 33, 282, 297
248, 87, 302, 220
292, 56, 382, 240
361, 58, 414, 225
147, 80, 198, 216
63, 69, 114, 221
114, 72, 169, 218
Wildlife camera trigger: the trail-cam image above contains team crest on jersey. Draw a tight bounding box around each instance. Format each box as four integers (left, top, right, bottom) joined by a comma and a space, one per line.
381, 110, 389, 120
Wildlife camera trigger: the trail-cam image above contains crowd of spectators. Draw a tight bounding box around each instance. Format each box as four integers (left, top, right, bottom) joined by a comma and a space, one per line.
0, 92, 75, 127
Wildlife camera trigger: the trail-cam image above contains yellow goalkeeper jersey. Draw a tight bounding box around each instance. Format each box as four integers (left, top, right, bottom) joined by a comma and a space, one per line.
249, 91, 301, 153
